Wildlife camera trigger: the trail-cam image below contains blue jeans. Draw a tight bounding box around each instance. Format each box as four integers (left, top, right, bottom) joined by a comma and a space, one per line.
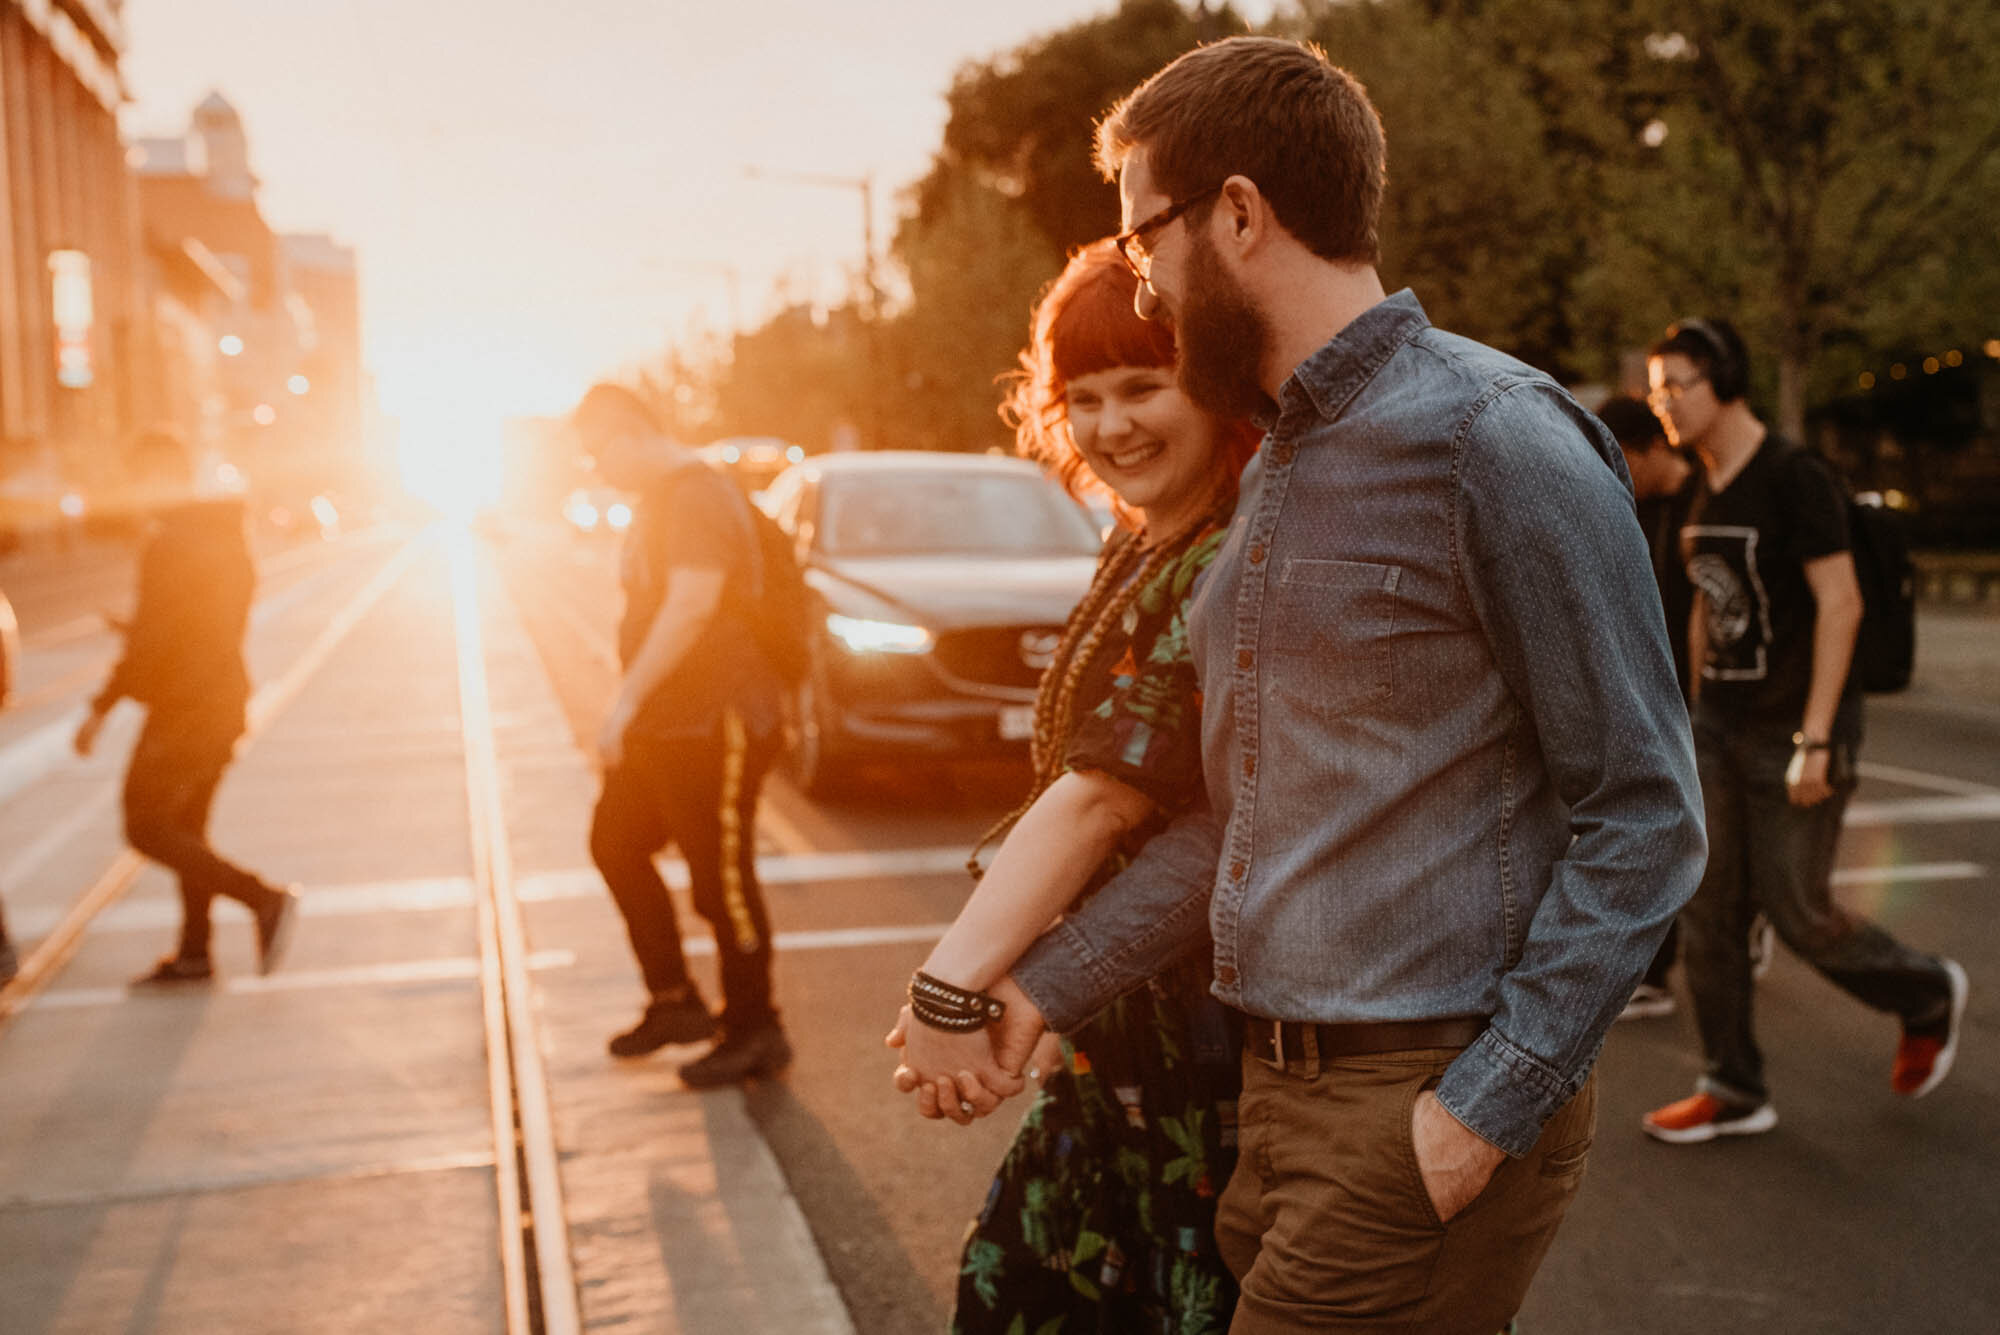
1682, 718, 1951, 1105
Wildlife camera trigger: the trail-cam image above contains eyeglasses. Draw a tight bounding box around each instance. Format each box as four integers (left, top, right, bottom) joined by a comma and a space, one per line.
1114, 184, 1223, 281
1647, 375, 1706, 405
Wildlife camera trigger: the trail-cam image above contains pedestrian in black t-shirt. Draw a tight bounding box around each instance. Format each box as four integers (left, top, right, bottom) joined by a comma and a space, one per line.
1637, 318, 1967, 1145
572, 383, 790, 1087
73, 437, 299, 985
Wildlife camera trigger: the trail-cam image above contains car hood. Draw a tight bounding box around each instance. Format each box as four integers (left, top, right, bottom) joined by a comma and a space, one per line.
812, 554, 1097, 629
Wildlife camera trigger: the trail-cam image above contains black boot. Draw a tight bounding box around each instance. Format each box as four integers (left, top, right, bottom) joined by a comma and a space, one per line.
608, 991, 716, 1057
678, 1023, 792, 1087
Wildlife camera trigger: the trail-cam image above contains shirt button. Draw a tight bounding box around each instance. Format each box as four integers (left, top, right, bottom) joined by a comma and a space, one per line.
1216, 965, 1238, 987
1237, 649, 1254, 670
1230, 860, 1246, 881
1248, 544, 1266, 565
1243, 755, 1256, 778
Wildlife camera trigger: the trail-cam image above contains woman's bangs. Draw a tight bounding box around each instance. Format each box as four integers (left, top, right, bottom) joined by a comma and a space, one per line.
1049, 273, 1175, 386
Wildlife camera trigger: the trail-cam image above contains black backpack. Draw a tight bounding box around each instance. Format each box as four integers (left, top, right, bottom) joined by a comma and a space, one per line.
1847, 493, 1916, 693
731, 490, 813, 686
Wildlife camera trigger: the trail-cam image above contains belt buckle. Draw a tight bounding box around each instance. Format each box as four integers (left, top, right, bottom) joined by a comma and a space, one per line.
1259, 1018, 1286, 1072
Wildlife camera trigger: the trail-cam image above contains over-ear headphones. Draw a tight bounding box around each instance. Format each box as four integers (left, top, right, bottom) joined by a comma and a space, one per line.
1666, 317, 1749, 403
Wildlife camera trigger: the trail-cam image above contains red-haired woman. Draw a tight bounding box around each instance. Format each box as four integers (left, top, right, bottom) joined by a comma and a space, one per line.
889, 239, 1262, 1333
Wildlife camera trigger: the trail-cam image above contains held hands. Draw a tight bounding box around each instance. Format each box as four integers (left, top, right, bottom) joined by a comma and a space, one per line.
886, 975, 1045, 1125
1411, 1090, 1505, 1224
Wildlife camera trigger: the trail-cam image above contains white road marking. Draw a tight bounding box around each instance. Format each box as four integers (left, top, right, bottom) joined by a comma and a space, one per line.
5, 876, 479, 939
23, 845, 1983, 948
13, 847, 973, 939
0, 540, 419, 814
1, 1150, 500, 1213
1830, 861, 1983, 887
30, 949, 577, 1011
1844, 793, 2000, 827
0, 707, 86, 806
0, 793, 113, 894
686, 923, 949, 957
27, 924, 952, 1013
1856, 761, 2000, 798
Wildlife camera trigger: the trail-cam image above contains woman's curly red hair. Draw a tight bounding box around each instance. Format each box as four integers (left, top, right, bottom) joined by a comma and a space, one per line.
1001, 240, 1261, 529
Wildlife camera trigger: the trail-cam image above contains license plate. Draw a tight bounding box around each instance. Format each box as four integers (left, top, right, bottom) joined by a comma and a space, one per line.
998, 705, 1034, 741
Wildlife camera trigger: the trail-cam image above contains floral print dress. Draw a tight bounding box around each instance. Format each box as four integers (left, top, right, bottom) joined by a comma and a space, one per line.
952, 524, 1242, 1335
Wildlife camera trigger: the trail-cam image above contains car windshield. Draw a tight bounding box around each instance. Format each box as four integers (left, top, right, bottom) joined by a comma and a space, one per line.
818, 471, 1100, 558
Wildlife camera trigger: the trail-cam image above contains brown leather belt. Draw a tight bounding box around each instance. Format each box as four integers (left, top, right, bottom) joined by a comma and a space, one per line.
1244, 1014, 1488, 1069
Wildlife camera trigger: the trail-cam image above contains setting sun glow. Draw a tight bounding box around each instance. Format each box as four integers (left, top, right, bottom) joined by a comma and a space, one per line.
397, 398, 504, 519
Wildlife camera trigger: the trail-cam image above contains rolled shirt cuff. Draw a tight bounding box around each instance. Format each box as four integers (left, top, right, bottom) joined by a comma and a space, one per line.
1010, 920, 1119, 1035
1434, 1025, 1586, 1158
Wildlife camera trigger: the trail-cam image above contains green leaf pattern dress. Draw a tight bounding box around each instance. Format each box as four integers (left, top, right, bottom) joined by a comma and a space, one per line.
952, 523, 1241, 1335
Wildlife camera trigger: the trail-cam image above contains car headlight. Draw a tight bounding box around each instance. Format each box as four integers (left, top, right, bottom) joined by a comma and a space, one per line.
825, 612, 933, 654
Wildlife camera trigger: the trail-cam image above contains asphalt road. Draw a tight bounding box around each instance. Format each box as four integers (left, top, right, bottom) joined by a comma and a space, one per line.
1, 520, 1993, 1334
493, 523, 2000, 1335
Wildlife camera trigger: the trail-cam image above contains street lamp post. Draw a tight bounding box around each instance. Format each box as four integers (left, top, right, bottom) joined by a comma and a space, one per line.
742, 166, 878, 320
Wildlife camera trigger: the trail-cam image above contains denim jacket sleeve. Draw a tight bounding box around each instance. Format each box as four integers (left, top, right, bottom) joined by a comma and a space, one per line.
1436, 383, 1707, 1155
1009, 797, 1224, 1032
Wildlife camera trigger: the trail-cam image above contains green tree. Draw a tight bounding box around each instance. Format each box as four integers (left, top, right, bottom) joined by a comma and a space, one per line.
873, 0, 1252, 452
1594, 0, 2000, 438
1282, 1, 1593, 377
705, 303, 872, 451
880, 173, 1061, 453
923, 0, 1251, 257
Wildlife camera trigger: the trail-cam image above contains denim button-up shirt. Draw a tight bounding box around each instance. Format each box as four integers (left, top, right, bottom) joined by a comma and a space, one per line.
1014, 292, 1705, 1155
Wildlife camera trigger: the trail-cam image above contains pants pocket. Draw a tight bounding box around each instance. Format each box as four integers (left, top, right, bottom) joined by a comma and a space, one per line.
1398, 1074, 1449, 1229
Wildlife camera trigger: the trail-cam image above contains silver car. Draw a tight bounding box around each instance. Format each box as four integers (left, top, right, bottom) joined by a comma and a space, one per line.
759, 452, 1101, 797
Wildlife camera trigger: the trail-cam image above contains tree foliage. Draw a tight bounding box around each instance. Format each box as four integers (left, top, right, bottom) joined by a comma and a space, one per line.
1590, 0, 2000, 438
666, 0, 1998, 516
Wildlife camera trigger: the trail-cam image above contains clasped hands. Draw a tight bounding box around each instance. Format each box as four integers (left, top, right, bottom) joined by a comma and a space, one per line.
886, 975, 1050, 1125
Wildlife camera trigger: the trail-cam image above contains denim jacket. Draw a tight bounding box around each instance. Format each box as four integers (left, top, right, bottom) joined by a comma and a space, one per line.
1014, 292, 1705, 1156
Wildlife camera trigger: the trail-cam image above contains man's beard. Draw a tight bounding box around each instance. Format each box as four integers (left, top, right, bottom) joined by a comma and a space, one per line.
1174, 232, 1276, 422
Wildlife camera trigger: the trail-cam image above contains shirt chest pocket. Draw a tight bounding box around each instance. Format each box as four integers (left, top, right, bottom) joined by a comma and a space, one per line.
1271, 559, 1400, 717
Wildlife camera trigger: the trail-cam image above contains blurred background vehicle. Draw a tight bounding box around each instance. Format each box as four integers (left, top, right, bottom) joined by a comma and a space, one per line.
698, 437, 806, 499
760, 451, 1101, 797
562, 485, 633, 537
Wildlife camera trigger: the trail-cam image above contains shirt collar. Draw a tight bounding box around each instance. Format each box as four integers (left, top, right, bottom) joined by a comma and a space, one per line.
1271, 288, 1430, 437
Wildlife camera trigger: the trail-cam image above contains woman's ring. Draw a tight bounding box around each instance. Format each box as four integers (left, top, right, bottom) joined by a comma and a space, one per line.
959, 1100, 975, 1115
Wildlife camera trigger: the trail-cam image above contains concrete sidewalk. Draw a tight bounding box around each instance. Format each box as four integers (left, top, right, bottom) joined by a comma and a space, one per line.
0, 533, 856, 1333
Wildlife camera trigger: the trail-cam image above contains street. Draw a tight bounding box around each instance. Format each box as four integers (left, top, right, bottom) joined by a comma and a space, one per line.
1, 523, 1996, 1333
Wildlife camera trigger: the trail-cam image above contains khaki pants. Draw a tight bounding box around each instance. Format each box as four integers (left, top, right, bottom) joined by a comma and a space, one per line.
1217, 1046, 1595, 1333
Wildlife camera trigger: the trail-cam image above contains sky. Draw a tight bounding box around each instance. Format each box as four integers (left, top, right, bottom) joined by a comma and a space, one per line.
120, 0, 1276, 488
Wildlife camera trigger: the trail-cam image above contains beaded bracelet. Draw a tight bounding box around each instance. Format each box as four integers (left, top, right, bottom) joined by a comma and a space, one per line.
908, 970, 1006, 1033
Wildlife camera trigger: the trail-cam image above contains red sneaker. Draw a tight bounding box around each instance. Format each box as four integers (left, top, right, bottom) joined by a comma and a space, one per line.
1893, 958, 1968, 1098
1641, 1091, 1776, 1144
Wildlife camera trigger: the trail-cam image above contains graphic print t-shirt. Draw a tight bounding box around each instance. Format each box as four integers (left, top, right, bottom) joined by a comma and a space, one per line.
1682, 437, 1853, 726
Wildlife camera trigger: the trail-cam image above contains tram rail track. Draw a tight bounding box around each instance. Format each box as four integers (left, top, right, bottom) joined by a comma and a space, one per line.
448, 528, 582, 1335
0, 523, 582, 1331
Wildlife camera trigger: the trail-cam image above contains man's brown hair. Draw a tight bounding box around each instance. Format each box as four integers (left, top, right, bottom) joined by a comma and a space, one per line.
1095, 36, 1385, 266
